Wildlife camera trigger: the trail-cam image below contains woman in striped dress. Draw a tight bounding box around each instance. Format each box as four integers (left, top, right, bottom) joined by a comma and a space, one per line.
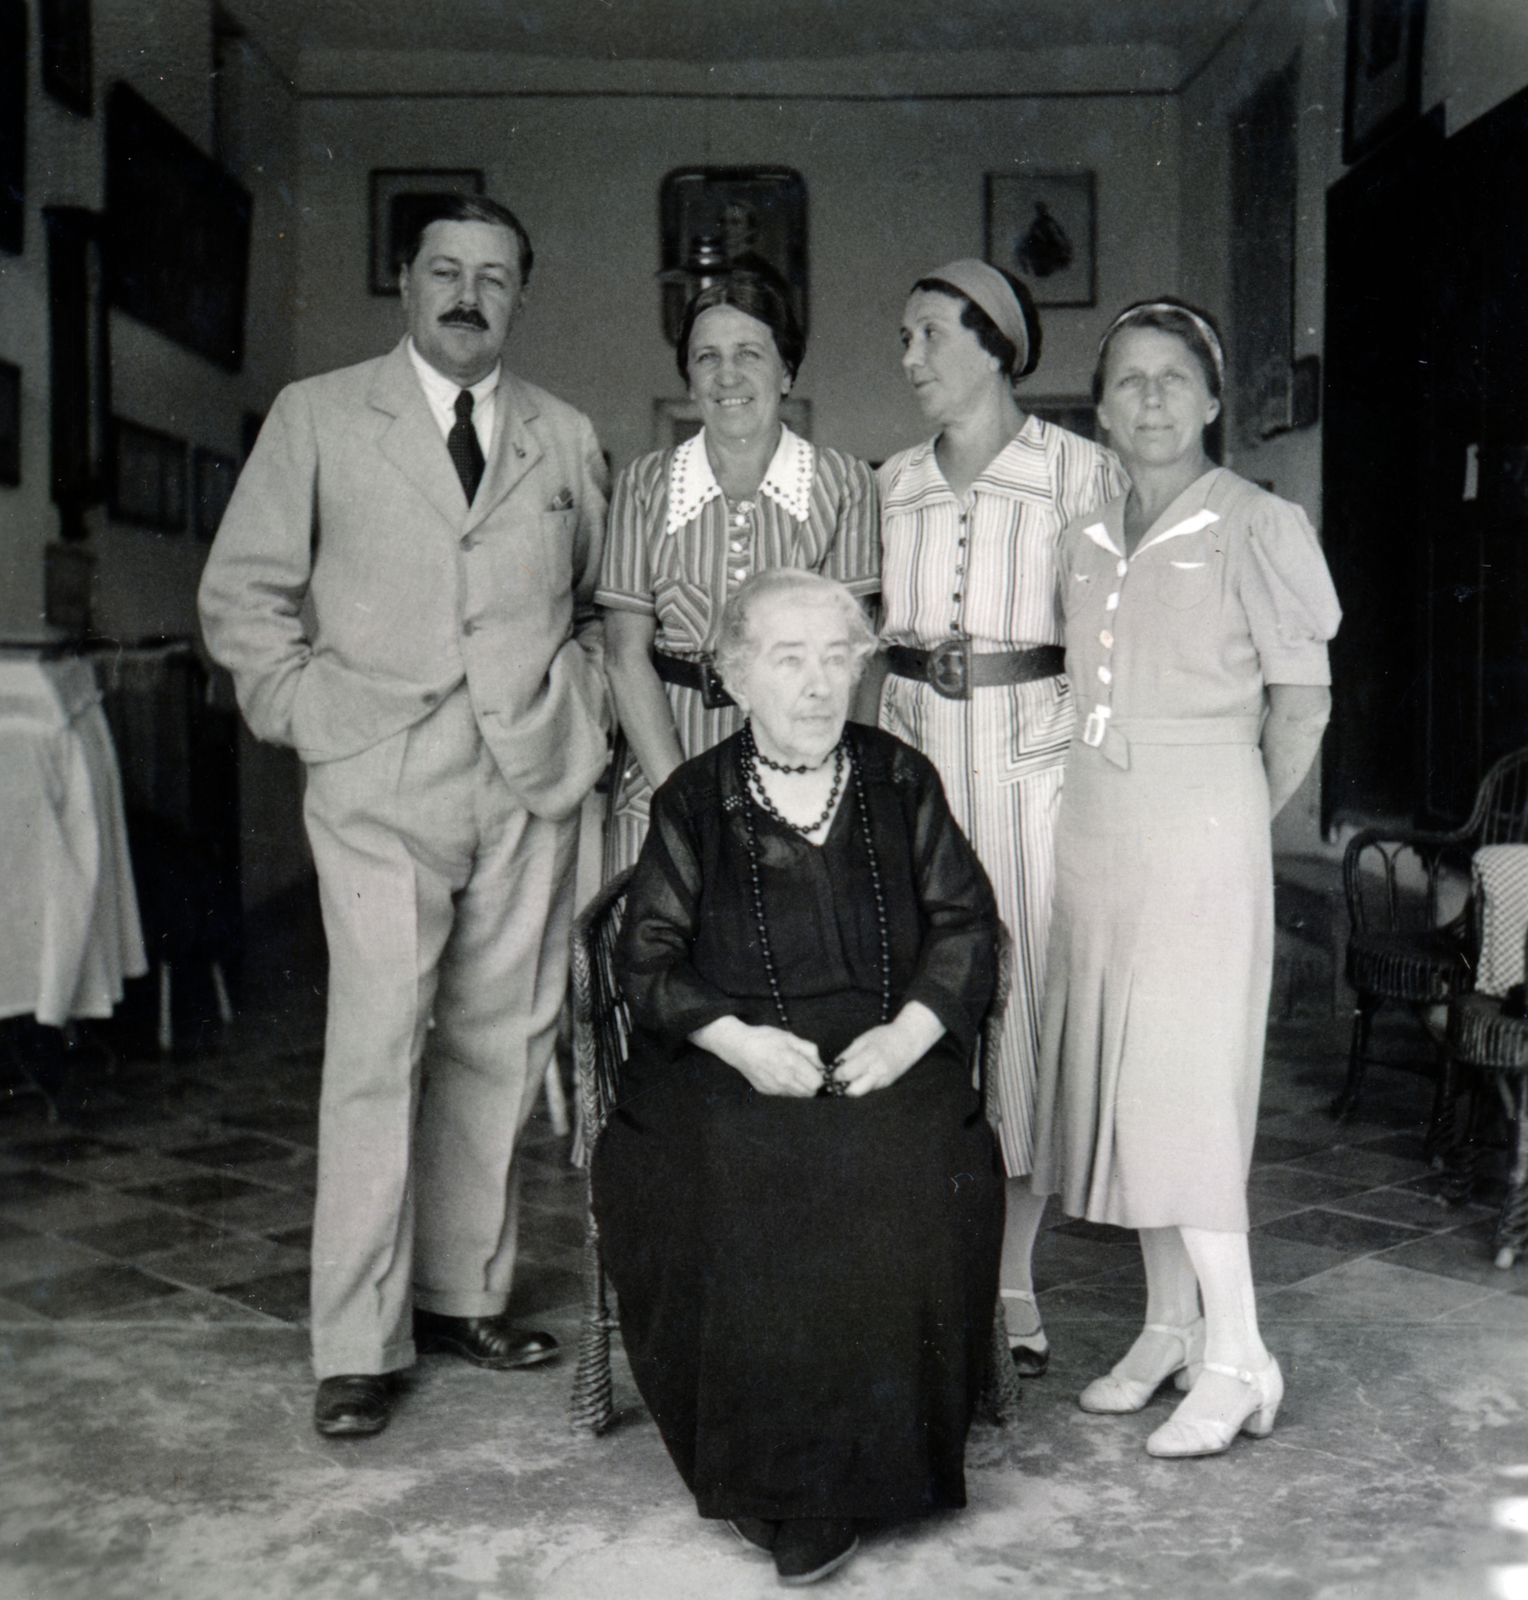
878, 260, 1126, 1374
598, 273, 879, 875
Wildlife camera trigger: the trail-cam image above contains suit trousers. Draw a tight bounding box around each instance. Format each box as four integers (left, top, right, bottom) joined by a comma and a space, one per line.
302, 683, 579, 1378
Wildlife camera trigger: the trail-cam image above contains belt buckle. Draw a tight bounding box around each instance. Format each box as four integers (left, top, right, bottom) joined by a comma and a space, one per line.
1082, 704, 1112, 747
928, 639, 971, 701
700, 659, 735, 710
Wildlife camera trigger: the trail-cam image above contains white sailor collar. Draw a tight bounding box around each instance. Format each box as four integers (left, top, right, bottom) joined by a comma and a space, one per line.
665, 424, 816, 536
1080, 507, 1220, 560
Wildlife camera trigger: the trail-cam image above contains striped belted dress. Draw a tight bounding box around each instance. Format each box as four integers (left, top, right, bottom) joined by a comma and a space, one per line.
877, 417, 1125, 1175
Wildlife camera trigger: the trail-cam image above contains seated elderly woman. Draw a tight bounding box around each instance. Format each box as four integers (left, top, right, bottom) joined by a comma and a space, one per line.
591, 568, 1004, 1586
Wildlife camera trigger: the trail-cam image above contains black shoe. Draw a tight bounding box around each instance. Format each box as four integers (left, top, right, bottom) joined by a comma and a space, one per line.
1011, 1341, 1051, 1378
314, 1374, 391, 1437
773, 1520, 858, 1586
413, 1309, 559, 1370
727, 1516, 780, 1555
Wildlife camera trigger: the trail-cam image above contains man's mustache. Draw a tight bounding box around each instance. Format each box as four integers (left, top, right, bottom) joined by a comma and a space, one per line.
438, 306, 490, 330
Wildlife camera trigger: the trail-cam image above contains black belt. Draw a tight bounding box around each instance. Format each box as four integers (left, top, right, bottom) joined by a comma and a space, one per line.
653, 650, 735, 710
886, 641, 1065, 701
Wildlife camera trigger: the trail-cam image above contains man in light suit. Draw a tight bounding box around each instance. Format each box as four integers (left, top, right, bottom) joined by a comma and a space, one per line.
199, 195, 609, 1437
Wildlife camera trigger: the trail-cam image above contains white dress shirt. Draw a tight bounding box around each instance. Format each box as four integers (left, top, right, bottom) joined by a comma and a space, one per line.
407, 338, 499, 457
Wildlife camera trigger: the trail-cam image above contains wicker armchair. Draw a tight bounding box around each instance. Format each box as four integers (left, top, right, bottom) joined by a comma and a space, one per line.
565, 868, 1021, 1435
1333, 748, 1528, 1136
1443, 917, 1528, 1268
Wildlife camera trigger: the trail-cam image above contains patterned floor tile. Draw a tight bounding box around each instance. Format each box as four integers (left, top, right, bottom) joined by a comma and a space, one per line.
141, 1234, 309, 1291
1325, 1184, 1479, 1232
1375, 1220, 1514, 1290
1285, 1146, 1433, 1187
122, 1174, 268, 1210
91, 1287, 281, 1325
0, 1231, 111, 1290
1, 1135, 133, 1167
0, 1186, 170, 1235
1251, 1132, 1330, 1165
165, 1135, 296, 1166
208, 1188, 315, 1235
1258, 1207, 1425, 1255
214, 1269, 311, 1323
5, 1263, 183, 1318
1262, 1255, 1504, 1322
62, 1211, 226, 1258
1247, 1231, 1351, 1287
1246, 1165, 1377, 1204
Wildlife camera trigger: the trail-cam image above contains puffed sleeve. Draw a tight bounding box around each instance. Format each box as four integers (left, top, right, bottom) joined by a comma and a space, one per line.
615, 778, 736, 1047
893, 745, 999, 1051
819, 450, 881, 601
595, 452, 661, 616
1237, 492, 1343, 686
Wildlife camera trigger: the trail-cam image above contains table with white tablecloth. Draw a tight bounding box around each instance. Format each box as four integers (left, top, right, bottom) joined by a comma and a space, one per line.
0, 652, 147, 1027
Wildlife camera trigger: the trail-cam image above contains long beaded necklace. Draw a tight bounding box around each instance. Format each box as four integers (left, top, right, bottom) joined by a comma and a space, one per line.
738, 724, 893, 1094
744, 725, 846, 838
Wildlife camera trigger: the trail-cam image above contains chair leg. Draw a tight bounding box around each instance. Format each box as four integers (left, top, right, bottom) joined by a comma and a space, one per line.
210, 961, 234, 1025
1494, 1074, 1528, 1269
1331, 993, 1381, 1118
1424, 1039, 1461, 1163
157, 963, 174, 1056
1435, 1060, 1481, 1207
977, 1298, 1024, 1428
568, 1182, 617, 1435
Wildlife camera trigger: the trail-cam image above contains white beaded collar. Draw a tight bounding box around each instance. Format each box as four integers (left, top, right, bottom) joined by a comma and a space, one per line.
665, 424, 816, 536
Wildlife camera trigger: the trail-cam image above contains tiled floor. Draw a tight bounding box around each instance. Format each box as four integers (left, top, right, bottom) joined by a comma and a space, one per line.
2, 901, 1526, 1598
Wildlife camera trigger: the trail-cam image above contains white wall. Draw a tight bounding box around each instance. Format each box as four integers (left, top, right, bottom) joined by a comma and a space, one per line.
0, 0, 308, 906
292, 89, 1180, 474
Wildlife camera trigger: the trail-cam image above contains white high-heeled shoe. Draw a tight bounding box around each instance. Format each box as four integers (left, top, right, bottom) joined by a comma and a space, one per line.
1145, 1356, 1284, 1458
1077, 1319, 1205, 1414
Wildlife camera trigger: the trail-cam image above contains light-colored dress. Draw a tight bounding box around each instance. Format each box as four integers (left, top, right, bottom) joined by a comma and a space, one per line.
877, 416, 1125, 1176
1030, 467, 1341, 1230
596, 425, 878, 874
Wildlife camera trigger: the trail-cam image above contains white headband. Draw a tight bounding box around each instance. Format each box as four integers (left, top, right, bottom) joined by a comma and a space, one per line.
1102, 302, 1225, 385
925, 259, 1032, 374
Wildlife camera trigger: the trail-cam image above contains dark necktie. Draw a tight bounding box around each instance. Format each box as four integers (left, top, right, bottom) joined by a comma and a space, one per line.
448, 389, 485, 504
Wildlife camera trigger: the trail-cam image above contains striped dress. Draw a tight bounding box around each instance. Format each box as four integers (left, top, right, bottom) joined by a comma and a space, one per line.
878, 416, 1125, 1175
597, 425, 879, 874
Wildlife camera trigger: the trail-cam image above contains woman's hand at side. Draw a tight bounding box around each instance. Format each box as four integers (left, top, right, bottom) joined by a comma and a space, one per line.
833, 1001, 946, 1097
689, 1015, 826, 1097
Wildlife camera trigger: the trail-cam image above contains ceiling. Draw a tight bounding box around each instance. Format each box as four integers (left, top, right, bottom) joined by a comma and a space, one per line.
225, 0, 1262, 76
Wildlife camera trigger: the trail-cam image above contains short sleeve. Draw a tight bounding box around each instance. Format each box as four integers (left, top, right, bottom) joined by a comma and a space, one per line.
1237, 493, 1342, 687
595, 453, 663, 616
819, 451, 880, 599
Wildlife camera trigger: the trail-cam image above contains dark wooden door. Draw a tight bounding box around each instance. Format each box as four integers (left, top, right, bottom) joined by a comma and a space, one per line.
1322, 116, 1443, 830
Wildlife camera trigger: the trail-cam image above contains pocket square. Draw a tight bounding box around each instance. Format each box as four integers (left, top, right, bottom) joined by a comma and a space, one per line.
549, 488, 575, 511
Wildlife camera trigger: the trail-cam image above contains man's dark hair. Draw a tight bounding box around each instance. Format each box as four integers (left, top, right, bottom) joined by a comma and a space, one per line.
402, 195, 534, 285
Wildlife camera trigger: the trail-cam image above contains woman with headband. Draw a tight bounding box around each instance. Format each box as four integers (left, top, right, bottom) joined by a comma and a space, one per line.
877, 260, 1126, 1377
1031, 300, 1340, 1456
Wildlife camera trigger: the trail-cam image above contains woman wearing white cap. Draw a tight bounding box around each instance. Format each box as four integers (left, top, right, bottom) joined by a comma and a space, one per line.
877, 261, 1127, 1375
1031, 300, 1339, 1456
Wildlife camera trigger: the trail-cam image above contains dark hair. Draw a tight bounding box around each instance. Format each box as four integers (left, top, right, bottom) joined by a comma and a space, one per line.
402, 195, 535, 286
912, 268, 1042, 380
675, 272, 806, 386
1091, 300, 1224, 404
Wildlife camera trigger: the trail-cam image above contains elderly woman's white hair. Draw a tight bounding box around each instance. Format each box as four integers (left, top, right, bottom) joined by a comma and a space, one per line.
713, 569, 878, 693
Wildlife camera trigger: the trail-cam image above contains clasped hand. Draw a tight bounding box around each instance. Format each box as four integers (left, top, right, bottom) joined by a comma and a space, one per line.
692, 1003, 945, 1099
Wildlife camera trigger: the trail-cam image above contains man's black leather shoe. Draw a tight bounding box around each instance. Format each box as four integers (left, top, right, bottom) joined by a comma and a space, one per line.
414, 1309, 560, 1370
314, 1374, 391, 1437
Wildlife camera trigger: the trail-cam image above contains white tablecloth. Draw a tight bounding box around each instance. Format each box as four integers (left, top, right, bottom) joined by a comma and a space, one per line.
1474, 843, 1528, 998
0, 654, 147, 1026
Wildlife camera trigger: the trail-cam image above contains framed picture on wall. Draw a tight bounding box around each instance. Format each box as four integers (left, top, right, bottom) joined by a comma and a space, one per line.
1343, 0, 1426, 163
109, 418, 187, 532
658, 168, 808, 346
192, 448, 239, 542
0, 359, 19, 486
985, 172, 1096, 308
40, 0, 92, 116
654, 396, 812, 451
370, 169, 484, 295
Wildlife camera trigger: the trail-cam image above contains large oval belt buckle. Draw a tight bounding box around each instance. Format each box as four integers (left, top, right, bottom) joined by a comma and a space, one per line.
928, 639, 971, 700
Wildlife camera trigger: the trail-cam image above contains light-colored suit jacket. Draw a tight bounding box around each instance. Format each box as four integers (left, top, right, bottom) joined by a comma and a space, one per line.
199, 339, 610, 821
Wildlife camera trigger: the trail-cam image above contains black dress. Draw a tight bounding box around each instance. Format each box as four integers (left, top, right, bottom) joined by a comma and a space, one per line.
591, 724, 1004, 1524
